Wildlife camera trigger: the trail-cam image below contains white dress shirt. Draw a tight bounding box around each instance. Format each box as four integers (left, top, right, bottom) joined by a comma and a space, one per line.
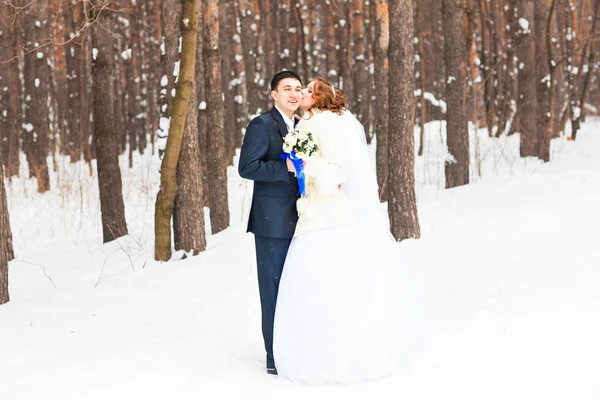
274, 105, 295, 133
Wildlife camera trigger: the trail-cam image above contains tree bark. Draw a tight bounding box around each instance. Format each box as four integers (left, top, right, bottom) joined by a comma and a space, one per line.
22, 0, 51, 192
146, 0, 163, 155
387, 0, 420, 240
415, 0, 426, 156
238, 0, 263, 117
196, 6, 210, 208
174, 78, 206, 255
0, 6, 19, 178
0, 144, 9, 304
572, 0, 600, 140
155, 0, 202, 261
443, 0, 470, 188
91, 7, 129, 243
351, 0, 368, 128
371, 0, 390, 201
0, 142, 13, 262
204, 0, 231, 234
173, 1, 207, 255
513, 0, 541, 157
52, 0, 69, 159
64, 1, 83, 160
219, 0, 239, 160
534, 0, 555, 161
332, 1, 353, 96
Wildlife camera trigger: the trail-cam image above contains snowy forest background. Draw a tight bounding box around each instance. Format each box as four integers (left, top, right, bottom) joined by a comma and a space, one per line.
0, 0, 600, 397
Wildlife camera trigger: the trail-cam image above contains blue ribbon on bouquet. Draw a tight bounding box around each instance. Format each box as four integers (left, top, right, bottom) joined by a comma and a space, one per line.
281, 151, 306, 196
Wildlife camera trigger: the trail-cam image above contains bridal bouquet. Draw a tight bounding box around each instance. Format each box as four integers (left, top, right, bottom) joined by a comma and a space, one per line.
281, 128, 319, 196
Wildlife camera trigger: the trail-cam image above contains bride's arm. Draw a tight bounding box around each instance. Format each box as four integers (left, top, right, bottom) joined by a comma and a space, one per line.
303, 114, 348, 197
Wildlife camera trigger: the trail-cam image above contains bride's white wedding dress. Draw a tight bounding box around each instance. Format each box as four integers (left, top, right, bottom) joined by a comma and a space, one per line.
273, 110, 421, 385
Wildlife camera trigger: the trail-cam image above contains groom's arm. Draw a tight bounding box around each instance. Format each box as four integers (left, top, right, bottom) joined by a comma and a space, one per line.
239, 118, 291, 183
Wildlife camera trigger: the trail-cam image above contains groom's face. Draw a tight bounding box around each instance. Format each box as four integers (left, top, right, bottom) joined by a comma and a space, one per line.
271, 78, 303, 117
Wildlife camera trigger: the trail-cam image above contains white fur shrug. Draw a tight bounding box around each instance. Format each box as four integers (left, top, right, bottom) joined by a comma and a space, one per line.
293, 110, 354, 236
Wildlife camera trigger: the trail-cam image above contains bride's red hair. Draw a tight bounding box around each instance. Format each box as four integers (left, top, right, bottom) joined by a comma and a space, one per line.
308, 78, 347, 117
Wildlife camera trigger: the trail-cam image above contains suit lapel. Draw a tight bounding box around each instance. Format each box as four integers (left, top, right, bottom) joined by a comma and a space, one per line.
270, 107, 289, 139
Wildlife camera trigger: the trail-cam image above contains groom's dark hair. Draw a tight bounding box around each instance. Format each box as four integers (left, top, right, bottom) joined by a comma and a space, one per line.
270, 70, 302, 91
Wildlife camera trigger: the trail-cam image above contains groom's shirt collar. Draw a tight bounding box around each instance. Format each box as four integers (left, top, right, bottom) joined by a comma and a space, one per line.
274, 105, 294, 133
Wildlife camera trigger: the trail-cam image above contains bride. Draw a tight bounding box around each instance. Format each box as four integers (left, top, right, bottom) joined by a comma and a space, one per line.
273, 79, 421, 384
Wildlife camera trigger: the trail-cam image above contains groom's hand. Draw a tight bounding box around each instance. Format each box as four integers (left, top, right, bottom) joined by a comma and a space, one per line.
286, 158, 295, 173
286, 159, 307, 173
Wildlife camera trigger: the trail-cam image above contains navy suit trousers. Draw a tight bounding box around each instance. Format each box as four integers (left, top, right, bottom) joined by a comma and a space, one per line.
254, 235, 292, 369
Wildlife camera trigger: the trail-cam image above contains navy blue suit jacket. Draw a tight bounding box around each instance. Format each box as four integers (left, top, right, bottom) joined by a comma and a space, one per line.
238, 108, 299, 239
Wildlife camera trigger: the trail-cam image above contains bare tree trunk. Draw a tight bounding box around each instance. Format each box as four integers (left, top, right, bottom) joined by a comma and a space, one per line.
443, 0, 470, 188
466, 0, 480, 129
219, 0, 239, 161
80, 33, 93, 172
314, 0, 328, 77
52, 1, 69, 162
351, 0, 368, 128
325, 2, 338, 85
161, 0, 183, 118
155, 0, 202, 261
0, 6, 17, 177
64, 1, 83, 160
172, 1, 207, 255
205, 0, 231, 234
498, 0, 517, 137
111, 0, 128, 155
332, 1, 353, 95
196, 9, 210, 208
534, 0, 555, 161
0, 144, 10, 304
238, 0, 263, 117
513, 0, 541, 157
174, 75, 206, 254
91, 7, 128, 243
572, 0, 600, 140
294, 0, 310, 79
129, 5, 145, 157
371, 0, 390, 201
146, 0, 163, 155
479, 0, 496, 135
278, 0, 294, 71
6, 11, 21, 178
0, 143, 13, 263
388, 0, 420, 240
22, 0, 51, 193
416, 0, 426, 156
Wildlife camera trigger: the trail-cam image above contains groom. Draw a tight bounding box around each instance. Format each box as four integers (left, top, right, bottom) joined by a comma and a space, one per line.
238, 71, 302, 375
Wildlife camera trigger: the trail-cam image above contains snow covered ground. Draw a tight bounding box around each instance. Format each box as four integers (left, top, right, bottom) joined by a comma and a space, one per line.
1, 120, 599, 399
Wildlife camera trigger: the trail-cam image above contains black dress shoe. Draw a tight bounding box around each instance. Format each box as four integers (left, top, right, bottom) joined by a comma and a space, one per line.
267, 367, 278, 375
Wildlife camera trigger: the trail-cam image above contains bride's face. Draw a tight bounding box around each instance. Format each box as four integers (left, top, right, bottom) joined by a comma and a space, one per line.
299, 81, 316, 111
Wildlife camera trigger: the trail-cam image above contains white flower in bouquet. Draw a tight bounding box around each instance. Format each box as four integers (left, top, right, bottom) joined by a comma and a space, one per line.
283, 128, 319, 159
